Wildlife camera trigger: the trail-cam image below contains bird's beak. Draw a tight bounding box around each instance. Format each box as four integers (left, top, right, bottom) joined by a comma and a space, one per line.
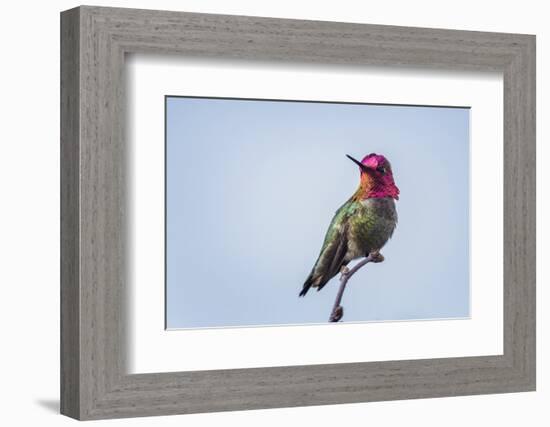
346, 154, 370, 173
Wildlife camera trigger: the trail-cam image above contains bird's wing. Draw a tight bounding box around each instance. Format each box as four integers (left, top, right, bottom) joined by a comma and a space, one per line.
299, 205, 352, 296
316, 220, 350, 291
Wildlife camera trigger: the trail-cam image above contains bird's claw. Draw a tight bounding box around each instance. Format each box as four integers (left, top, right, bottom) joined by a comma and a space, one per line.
340, 266, 350, 278
370, 251, 385, 263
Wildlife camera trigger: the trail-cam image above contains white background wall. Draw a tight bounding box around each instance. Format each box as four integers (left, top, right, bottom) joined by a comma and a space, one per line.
0, 0, 546, 425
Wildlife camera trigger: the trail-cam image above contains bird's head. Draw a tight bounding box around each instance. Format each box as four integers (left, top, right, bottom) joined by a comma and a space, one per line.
347, 153, 400, 200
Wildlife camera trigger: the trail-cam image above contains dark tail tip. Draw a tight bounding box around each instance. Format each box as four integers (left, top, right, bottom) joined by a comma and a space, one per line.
299, 285, 310, 297
299, 274, 315, 297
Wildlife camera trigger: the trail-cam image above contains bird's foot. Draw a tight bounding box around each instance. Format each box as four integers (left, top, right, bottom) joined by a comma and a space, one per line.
370, 251, 385, 263
340, 266, 350, 278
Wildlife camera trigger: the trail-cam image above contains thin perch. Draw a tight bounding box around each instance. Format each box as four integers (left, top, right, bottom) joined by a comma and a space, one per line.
328, 252, 384, 322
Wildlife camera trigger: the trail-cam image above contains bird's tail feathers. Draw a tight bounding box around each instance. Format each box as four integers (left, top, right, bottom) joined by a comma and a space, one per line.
299, 272, 327, 297
298, 286, 310, 297
299, 275, 313, 297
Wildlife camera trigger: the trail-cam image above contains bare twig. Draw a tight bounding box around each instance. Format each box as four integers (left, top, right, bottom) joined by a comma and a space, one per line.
328, 252, 384, 323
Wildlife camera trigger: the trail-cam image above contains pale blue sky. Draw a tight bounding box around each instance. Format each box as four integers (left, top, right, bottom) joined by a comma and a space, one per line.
166, 96, 470, 329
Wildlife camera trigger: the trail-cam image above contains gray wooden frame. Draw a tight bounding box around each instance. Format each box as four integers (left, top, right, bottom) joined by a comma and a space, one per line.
60, 5, 536, 420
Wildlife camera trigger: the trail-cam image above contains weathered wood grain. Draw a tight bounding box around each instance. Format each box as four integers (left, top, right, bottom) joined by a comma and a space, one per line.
60, 7, 80, 419
60, 5, 536, 420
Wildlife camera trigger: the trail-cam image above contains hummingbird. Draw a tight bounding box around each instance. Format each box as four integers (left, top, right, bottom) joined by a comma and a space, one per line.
299, 153, 400, 296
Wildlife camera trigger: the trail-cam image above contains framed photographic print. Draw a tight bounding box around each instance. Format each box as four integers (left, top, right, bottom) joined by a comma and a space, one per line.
61, 5, 535, 420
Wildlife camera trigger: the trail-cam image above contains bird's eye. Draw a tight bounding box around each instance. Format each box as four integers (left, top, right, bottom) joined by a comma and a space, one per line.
377, 166, 386, 175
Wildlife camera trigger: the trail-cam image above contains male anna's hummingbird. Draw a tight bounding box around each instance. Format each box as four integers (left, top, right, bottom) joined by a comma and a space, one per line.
299, 153, 400, 296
